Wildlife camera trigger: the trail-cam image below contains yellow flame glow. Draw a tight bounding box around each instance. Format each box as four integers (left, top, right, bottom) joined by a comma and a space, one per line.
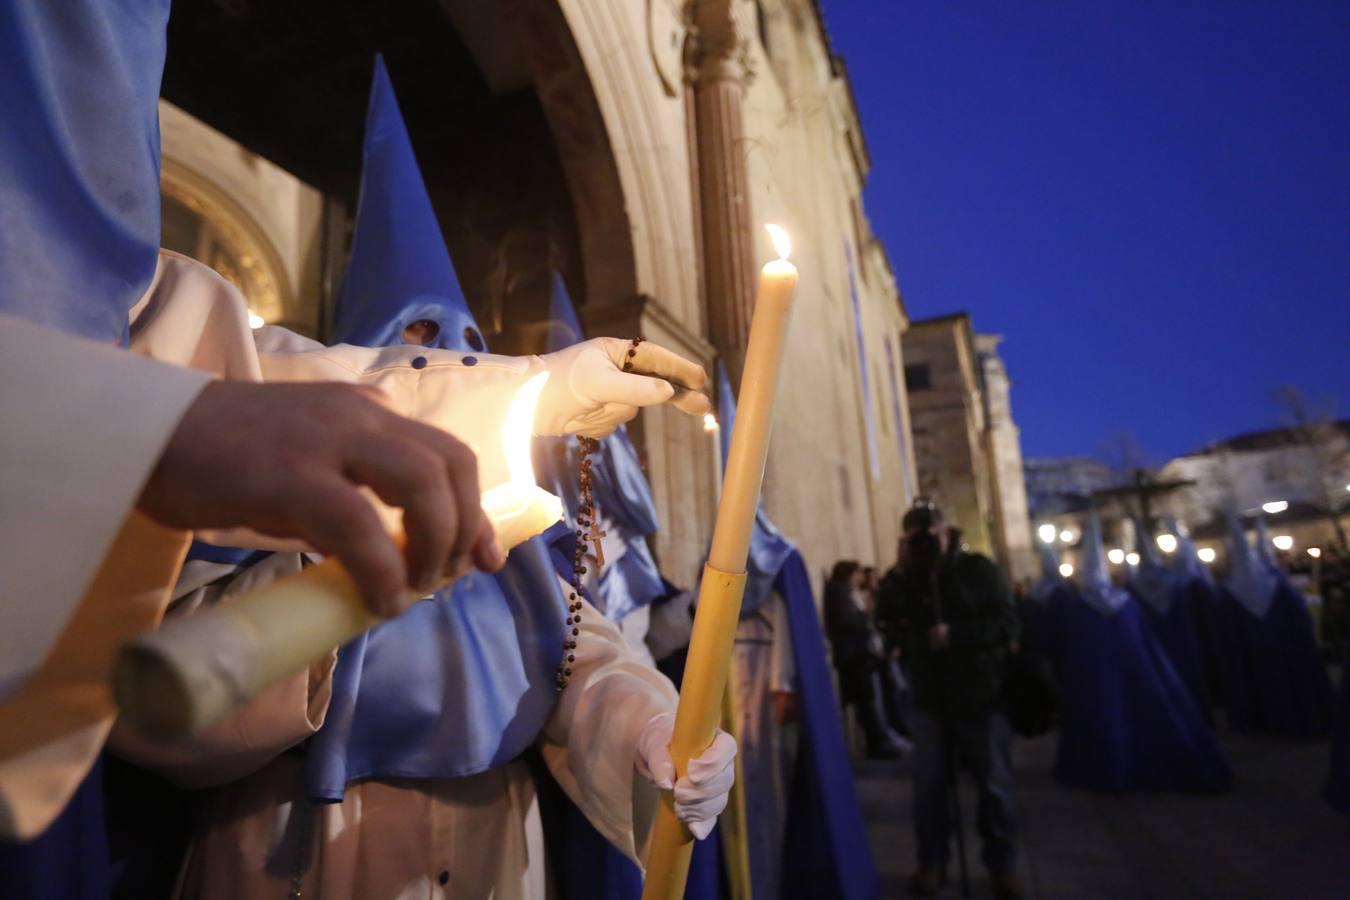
766, 224, 791, 260
504, 372, 550, 486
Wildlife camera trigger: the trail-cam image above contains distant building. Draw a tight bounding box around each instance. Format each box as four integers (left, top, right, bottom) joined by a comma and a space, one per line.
1023, 457, 1118, 519
1157, 422, 1350, 557
902, 314, 1034, 581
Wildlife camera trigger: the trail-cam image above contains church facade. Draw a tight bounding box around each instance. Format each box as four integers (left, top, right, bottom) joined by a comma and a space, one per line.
155, 0, 916, 590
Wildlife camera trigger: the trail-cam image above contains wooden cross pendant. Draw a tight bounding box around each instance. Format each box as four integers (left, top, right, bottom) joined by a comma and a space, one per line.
588, 517, 607, 568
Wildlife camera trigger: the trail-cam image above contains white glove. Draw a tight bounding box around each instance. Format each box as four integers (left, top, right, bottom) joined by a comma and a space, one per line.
531, 338, 710, 437
635, 712, 737, 840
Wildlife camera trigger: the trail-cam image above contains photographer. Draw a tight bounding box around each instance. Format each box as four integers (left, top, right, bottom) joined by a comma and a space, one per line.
876, 502, 1022, 900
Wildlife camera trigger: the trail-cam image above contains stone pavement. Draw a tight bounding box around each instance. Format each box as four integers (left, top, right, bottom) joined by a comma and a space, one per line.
856, 729, 1350, 899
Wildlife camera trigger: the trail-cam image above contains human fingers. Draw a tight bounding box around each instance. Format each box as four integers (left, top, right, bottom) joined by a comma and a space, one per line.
388, 416, 487, 578
469, 516, 506, 572
343, 432, 456, 595
291, 474, 410, 617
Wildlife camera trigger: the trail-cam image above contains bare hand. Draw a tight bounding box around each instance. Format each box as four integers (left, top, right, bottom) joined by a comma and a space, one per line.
928, 623, 950, 650
137, 380, 504, 617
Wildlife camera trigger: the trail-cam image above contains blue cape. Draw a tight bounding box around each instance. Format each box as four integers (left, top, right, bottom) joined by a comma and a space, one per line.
1044, 584, 1232, 793
0, 0, 167, 344
305, 58, 566, 800
1130, 520, 1211, 708
1324, 639, 1350, 816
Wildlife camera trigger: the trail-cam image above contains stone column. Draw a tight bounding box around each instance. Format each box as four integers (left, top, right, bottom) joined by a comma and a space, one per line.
688, 0, 756, 387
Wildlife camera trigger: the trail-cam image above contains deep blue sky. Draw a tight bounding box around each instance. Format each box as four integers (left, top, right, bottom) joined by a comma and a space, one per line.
823, 2, 1349, 462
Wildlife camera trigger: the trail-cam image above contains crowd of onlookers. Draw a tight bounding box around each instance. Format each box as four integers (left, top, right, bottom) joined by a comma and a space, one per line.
823, 560, 912, 757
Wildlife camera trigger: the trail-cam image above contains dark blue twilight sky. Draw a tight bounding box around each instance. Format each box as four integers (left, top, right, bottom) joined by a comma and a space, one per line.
821, 2, 1349, 462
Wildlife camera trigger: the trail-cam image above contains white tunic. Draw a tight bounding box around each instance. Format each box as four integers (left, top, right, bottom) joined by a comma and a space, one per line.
110, 558, 677, 900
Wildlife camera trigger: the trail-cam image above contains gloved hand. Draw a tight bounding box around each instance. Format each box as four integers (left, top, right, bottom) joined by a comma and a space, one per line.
635, 712, 737, 840
531, 338, 710, 437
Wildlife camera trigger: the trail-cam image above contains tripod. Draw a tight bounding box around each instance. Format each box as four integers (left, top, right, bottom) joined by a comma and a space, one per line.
930, 569, 972, 899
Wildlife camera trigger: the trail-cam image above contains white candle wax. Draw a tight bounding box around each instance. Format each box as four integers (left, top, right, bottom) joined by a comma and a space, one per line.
708, 232, 798, 573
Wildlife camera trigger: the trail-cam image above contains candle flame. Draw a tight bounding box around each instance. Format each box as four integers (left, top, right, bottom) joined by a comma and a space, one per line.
504, 372, 550, 487
766, 224, 791, 261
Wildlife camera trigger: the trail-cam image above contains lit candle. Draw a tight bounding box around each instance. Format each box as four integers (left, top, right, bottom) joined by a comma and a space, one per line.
643, 225, 798, 900
480, 373, 566, 551
115, 374, 564, 741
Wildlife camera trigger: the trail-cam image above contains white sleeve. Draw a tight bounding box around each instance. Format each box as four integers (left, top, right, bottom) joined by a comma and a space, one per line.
537, 586, 680, 869
0, 312, 210, 691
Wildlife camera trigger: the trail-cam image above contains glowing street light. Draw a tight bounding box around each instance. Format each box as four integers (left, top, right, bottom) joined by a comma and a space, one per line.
1058, 563, 1074, 577
1261, 500, 1288, 514
1197, 547, 1217, 564
1125, 552, 1141, 567
1107, 548, 1125, 565
1272, 534, 1294, 551
1156, 534, 1178, 554
1038, 524, 1057, 544
1308, 547, 1322, 559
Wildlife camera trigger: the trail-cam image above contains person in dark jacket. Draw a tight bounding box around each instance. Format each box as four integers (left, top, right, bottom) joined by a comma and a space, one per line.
876, 502, 1023, 900
825, 561, 907, 758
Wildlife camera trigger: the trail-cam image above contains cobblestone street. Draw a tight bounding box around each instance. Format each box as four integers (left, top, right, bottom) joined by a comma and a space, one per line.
858, 728, 1350, 899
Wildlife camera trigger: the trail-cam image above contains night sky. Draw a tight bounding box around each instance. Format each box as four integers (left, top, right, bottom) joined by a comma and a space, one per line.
822, 2, 1349, 462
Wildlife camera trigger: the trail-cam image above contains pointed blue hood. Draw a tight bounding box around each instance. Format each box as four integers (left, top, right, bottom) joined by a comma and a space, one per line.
331, 57, 485, 354
1031, 540, 1063, 602
1224, 511, 1279, 618
1253, 515, 1280, 569
1130, 517, 1178, 615
1078, 512, 1130, 615
305, 58, 565, 802
1166, 516, 1213, 585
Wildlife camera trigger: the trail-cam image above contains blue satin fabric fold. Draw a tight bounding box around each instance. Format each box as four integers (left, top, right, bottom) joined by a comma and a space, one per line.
307, 56, 564, 800
0, 0, 168, 344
